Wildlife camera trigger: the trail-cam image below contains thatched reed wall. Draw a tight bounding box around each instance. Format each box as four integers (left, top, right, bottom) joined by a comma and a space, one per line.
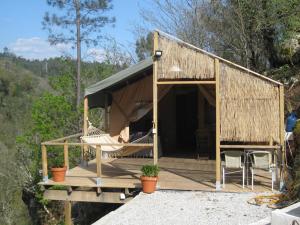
220, 63, 280, 143
157, 36, 215, 80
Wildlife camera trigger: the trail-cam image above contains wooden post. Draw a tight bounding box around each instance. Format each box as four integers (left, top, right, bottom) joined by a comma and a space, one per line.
64, 201, 72, 225
279, 85, 285, 188
64, 140, 69, 171
42, 145, 48, 182
269, 136, 274, 146
104, 93, 109, 132
215, 58, 221, 190
153, 31, 159, 165
83, 97, 89, 162
96, 145, 102, 185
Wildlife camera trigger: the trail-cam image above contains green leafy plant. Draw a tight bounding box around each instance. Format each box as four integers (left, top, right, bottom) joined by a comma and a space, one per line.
48, 150, 65, 168
141, 165, 159, 177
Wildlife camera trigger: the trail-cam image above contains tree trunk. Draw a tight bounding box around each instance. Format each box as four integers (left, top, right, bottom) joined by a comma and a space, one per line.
75, 0, 81, 108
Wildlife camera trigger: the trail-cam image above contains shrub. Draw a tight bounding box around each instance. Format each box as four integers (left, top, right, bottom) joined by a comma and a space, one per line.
48, 150, 65, 168
141, 165, 159, 177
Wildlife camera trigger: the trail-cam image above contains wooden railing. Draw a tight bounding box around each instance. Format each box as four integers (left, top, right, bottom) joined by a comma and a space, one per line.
41, 133, 153, 186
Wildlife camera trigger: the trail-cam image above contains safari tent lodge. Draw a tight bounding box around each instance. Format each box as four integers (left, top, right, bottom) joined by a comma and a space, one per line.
39, 30, 285, 199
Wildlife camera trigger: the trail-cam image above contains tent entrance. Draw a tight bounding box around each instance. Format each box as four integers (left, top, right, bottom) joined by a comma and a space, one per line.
157, 85, 214, 158
159, 85, 216, 159
175, 86, 198, 153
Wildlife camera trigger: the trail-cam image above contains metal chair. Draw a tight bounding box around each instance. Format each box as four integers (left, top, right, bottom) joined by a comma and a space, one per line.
221, 151, 245, 188
249, 151, 276, 191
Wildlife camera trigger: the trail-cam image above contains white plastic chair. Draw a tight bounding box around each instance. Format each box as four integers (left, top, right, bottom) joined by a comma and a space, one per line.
249, 151, 276, 191
221, 151, 245, 188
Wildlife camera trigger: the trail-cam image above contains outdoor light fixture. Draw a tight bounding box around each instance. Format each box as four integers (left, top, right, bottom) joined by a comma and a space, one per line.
154, 50, 163, 58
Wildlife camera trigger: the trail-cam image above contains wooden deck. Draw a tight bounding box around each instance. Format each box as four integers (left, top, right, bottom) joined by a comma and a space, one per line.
39, 157, 276, 192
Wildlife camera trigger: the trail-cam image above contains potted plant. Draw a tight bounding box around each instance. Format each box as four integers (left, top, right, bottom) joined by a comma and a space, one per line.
140, 164, 159, 193
49, 151, 66, 182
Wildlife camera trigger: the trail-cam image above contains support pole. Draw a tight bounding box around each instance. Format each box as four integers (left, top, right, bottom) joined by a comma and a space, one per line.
279, 85, 285, 189
83, 97, 89, 163
215, 58, 221, 190
42, 145, 48, 182
96, 145, 102, 186
64, 201, 72, 225
64, 140, 69, 171
153, 31, 159, 165
104, 93, 109, 132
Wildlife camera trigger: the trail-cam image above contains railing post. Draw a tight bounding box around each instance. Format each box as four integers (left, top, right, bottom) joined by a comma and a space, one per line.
42, 145, 48, 182
83, 97, 89, 164
64, 140, 69, 171
96, 145, 102, 186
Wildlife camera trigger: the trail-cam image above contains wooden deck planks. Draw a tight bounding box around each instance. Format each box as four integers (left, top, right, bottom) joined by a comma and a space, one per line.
39, 157, 275, 192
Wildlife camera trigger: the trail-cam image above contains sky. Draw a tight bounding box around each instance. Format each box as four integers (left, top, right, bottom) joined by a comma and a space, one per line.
0, 0, 151, 60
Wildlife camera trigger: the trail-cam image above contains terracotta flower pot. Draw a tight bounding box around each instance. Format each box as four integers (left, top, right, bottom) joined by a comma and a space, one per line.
51, 167, 66, 182
140, 176, 158, 193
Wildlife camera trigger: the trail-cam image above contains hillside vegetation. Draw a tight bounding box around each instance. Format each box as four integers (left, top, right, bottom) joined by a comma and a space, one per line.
0, 55, 51, 225
0, 52, 127, 224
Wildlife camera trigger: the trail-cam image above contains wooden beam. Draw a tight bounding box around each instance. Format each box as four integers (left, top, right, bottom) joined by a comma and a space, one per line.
157, 80, 216, 85
44, 190, 132, 203
42, 133, 82, 144
279, 85, 285, 188
42, 145, 48, 182
96, 145, 102, 185
83, 97, 89, 162
83, 97, 89, 135
43, 142, 153, 147
64, 201, 72, 225
104, 93, 109, 132
64, 140, 69, 171
153, 31, 159, 165
220, 145, 281, 149
215, 58, 221, 190
39, 178, 139, 189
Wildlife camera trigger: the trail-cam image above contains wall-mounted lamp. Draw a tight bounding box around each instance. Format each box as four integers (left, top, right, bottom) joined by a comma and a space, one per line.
154, 50, 163, 58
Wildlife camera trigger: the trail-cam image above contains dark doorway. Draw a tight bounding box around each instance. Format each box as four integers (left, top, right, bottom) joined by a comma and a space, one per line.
175, 87, 198, 154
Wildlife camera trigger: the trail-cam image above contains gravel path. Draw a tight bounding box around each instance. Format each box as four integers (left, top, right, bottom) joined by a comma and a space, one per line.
93, 191, 272, 225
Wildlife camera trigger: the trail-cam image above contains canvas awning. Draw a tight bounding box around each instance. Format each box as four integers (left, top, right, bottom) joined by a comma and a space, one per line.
85, 58, 153, 108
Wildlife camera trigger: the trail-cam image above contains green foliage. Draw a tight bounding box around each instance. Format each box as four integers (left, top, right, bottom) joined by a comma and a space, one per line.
141, 165, 159, 177
31, 93, 77, 140
0, 41, 128, 223
135, 32, 153, 61
43, 0, 115, 46
49, 185, 68, 190
48, 151, 65, 168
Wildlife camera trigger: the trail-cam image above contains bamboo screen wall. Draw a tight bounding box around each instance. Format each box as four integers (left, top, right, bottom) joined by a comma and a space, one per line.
156, 32, 281, 143
157, 36, 215, 80
220, 63, 280, 143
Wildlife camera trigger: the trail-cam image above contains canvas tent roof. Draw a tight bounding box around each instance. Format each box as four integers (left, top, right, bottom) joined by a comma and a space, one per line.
85, 58, 153, 108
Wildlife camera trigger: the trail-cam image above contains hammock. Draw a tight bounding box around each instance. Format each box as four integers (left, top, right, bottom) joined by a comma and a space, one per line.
81, 122, 153, 158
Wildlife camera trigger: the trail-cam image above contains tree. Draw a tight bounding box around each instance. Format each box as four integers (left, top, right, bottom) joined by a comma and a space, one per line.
139, 0, 300, 71
42, 0, 115, 107
135, 32, 153, 61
